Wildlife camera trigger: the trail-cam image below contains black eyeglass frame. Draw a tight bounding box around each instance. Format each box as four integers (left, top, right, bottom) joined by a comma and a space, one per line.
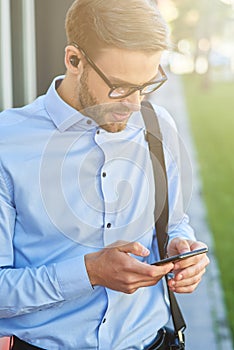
70, 42, 168, 99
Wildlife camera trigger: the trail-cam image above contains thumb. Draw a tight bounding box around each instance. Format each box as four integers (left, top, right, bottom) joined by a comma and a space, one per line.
168, 238, 190, 256
118, 241, 150, 257
175, 238, 191, 254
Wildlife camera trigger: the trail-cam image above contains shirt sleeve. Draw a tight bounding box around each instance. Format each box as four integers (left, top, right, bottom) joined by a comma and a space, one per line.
0, 163, 94, 319
0, 162, 16, 267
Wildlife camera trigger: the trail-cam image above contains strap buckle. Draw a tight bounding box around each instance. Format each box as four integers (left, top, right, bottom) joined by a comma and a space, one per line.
169, 330, 185, 350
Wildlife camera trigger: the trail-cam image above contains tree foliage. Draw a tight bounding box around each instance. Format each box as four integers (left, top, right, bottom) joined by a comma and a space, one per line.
171, 0, 232, 45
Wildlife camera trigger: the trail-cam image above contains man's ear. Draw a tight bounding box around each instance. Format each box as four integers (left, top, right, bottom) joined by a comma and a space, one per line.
65, 45, 82, 72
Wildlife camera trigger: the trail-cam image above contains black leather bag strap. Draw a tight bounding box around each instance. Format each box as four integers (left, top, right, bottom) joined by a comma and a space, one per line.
141, 100, 186, 336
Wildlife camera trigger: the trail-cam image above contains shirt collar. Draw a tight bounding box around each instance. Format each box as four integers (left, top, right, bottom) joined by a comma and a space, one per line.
44, 75, 86, 132
44, 75, 145, 133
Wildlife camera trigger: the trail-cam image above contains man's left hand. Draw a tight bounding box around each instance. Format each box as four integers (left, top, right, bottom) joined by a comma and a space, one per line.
167, 238, 210, 293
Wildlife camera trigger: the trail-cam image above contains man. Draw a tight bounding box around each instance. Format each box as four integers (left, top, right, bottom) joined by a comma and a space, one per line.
0, 0, 209, 349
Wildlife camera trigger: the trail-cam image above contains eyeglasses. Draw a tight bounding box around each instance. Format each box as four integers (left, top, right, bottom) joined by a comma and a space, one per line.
70, 42, 168, 99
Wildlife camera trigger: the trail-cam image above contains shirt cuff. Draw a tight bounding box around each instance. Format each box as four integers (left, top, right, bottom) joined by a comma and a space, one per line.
55, 255, 94, 300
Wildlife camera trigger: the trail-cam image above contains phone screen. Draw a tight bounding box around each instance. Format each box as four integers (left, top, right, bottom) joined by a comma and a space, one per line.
151, 247, 208, 266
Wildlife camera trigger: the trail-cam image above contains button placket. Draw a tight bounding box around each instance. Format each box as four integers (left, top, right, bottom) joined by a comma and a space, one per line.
95, 129, 117, 242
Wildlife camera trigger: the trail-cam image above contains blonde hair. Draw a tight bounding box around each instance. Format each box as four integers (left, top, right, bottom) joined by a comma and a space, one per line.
65, 0, 169, 56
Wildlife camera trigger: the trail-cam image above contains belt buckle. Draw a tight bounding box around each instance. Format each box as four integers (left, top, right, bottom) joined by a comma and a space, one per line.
169, 330, 185, 350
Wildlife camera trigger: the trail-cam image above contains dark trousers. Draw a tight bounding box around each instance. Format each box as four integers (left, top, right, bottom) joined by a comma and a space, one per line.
12, 336, 164, 350
12, 337, 44, 350
12, 328, 182, 350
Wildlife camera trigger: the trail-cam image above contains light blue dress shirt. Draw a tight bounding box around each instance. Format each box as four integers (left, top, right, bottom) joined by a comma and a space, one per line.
0, 76, 195, 349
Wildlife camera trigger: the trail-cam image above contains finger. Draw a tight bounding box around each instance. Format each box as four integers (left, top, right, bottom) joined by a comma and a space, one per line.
189, 240, 209, 251
117, 241, 150, 257
169, 268, 205, 288
125, 280, 163, 294
170, 280, 201, 294
168, 267, 206, 295
120, 271, 170, 294
170, 266, 206, 293
124, 256, 174, 279
174, 254, 210, 274
176, 239, 191, 254
173, 254, 205, 270
167, 238, 191, 256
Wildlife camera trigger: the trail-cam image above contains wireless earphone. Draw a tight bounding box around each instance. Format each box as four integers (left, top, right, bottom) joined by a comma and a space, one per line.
70, 56, 80, 67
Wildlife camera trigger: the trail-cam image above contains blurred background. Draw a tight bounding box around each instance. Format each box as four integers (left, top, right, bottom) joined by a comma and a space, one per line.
158, 0, 234, 79
0, 0, 233, 106
0, 0, 233, 348
156, 1, 234, 346
0, 0, 74, 109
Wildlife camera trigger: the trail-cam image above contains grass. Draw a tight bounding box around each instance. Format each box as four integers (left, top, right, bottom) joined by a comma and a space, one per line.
183, 74, 234, 341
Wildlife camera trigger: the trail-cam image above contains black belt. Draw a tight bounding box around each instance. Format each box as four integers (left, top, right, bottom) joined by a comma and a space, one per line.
12, 337, 45, 350
12, 329, 166, 350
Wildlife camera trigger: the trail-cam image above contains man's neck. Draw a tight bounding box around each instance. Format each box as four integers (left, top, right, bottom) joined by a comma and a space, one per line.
57, 74, 80, 111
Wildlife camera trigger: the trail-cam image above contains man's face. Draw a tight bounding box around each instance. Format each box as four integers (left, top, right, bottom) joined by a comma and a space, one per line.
76, 48, 162, 133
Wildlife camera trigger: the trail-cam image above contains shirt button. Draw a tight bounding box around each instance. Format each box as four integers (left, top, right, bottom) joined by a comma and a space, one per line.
102, 172, 107, 178
102, 318, 106, 324
107, 223, 112, 229
87, 119, 92, 125
97, 130, 100, 135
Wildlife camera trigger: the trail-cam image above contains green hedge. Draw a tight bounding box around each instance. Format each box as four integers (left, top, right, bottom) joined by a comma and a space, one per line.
183, 74, 234, 342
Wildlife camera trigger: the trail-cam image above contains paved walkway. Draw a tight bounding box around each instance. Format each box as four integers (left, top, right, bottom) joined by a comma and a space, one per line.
149, 72, 233, 350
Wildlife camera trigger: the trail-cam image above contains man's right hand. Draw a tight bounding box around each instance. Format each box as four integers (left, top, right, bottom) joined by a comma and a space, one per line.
85, 241, 173, 294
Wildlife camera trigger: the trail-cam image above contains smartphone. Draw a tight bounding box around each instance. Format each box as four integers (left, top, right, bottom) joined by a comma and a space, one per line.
151, 247, 208, 266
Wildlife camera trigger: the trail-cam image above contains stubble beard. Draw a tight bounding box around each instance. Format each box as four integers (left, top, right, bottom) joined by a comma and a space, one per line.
78, 69, 130, 133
